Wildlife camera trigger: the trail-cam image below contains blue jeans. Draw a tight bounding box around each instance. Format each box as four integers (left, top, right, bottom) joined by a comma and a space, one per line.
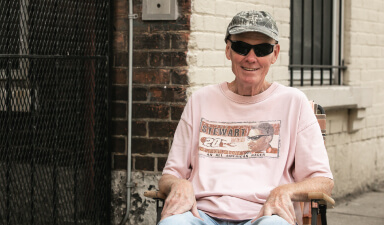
158, 210, 291, 225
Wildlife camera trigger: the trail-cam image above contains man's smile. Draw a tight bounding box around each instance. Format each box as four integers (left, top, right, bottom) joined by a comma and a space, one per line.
242, 66, 259, 71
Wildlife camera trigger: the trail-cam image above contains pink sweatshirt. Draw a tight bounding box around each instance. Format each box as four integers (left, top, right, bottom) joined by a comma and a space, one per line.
163, 82, 333, 222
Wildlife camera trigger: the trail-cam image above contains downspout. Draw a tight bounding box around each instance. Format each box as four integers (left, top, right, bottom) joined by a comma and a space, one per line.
120, 0, 137, 224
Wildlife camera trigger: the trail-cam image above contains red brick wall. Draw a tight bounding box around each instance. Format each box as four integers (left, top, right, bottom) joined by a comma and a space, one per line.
111, 0, 191, 172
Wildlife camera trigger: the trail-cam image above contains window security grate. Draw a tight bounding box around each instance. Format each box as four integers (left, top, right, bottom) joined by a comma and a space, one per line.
289, 0, 346, 86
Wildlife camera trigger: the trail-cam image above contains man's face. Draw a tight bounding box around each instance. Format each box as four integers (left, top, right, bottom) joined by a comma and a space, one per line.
247, 128, 272, 152
225, 32, 280, 87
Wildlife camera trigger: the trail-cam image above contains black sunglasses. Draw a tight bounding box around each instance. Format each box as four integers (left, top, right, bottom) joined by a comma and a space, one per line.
228, 40, 275, 57
248, 135, 269, 141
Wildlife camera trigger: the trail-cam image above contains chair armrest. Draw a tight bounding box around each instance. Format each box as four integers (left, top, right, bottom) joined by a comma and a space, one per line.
144, 190, 167, 200
144, 191, 335, 208
307, 192, 335, 208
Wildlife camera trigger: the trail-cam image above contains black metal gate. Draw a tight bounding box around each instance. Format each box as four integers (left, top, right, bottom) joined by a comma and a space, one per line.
0, 0, 110, 224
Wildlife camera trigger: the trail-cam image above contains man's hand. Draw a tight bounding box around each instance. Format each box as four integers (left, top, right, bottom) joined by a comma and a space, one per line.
160, 179, 203, 221
251, 177, 333, 225
251, 187, 296, 225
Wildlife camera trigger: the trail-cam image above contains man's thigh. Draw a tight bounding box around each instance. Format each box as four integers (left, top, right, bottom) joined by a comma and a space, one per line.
248, 215, 292, 225
157, 210, 218, 225
158, 212, 291, 225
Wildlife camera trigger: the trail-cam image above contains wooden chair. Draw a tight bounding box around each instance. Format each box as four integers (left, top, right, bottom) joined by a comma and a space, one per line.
144, 102, 335, 225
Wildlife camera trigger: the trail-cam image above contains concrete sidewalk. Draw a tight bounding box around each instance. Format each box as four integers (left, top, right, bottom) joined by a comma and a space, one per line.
327, 186, 384, 225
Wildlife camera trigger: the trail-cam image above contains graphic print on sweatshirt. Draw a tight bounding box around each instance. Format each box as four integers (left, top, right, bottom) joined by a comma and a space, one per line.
199, 118, 281, 159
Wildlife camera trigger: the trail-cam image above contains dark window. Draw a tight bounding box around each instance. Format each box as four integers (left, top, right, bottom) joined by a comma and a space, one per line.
290, 0, 346, 86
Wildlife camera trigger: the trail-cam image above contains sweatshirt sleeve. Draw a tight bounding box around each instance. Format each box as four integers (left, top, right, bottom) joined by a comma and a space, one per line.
162, 98, 194, 179
292, 97, 333, 182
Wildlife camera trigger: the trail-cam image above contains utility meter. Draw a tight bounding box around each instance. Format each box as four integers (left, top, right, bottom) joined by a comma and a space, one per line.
142, 0, 178, 21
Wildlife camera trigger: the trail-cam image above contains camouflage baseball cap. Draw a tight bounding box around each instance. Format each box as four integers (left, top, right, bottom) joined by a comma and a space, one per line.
225, 11, 279, 42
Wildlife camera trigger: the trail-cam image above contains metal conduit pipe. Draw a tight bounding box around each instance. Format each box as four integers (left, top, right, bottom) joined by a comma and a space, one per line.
119, 0, 137, 224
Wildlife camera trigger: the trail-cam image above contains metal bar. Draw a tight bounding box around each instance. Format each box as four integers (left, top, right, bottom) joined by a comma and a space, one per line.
31, 59, 36, 225
311, 0, 314, 86
21, 0, 36, 223
106, 0, 112, 223
319, 204, 328, 225
300, 0, 305, 86
0, 54, 107, 59
53, 4, 59, 225
53, 60, 58, 225
289, 64, 347, 69
74, 59, 80, 225
74, 2, 80, 224
156, 200, 164, 223
6, 59, 11, 225
311, 200, 318, 225
338, 0, 343, 85
4, 2, 12, 223
329, 0, 334, 85
290, 0, 294, 87
320, 0, 324, 85
74, 61, 79, 225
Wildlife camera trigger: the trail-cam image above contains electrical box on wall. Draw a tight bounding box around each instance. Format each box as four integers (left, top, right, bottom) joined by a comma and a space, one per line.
142, 0, 178, 21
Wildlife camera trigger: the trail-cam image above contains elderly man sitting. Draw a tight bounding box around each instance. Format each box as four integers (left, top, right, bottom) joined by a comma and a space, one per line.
157, 10, 334, 225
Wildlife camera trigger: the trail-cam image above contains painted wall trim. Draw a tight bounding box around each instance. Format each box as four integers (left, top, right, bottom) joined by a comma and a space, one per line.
299, 86, 373, 110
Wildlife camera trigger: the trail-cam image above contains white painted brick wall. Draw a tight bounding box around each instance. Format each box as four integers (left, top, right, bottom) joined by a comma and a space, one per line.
327, 0, 384, 198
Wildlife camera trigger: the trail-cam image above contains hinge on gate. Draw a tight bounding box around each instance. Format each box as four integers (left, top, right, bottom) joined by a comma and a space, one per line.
128, 14, 138, 19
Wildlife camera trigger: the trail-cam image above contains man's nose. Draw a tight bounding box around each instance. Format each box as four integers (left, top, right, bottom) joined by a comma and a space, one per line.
245, 48, 258, 63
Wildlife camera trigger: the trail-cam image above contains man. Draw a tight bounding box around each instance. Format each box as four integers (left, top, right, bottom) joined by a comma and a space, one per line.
157, 11, 334, 225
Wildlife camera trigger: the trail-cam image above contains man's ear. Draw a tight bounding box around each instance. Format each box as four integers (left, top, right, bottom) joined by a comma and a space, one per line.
225, 42, 231, 60
271, 44, 280, 64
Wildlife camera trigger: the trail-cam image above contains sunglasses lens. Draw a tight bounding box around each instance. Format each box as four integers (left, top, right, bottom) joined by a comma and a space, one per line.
249, 135, 261, 140
231, 41, 251, 56
254, 43, 274, 57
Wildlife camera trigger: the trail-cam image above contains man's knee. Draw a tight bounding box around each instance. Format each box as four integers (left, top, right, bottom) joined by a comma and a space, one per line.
158, 211, 205, 225
251, 215, 291, 225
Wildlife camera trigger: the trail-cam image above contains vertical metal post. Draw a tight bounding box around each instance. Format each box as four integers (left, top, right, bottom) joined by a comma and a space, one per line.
25, 2, 36, 223
4, 2, 12, 223
74, 2, 80, 225
73, 59, 79, 225
338, 0, 343, 85
311, 207, 318, 225
53, 61, 58, 225
156, 200, 164, 223
290, 0, 294, 87
53, 3, 59, 224
319, 204, 328, 225
310, 0, 314, 86
31, 58, 36, 225
329, 0, 334, 85
106, 0, 112, 223
300, 0, 305, 86
320, 0, 324, 85
311, 200, 318, 225
6, 59, 11, 225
